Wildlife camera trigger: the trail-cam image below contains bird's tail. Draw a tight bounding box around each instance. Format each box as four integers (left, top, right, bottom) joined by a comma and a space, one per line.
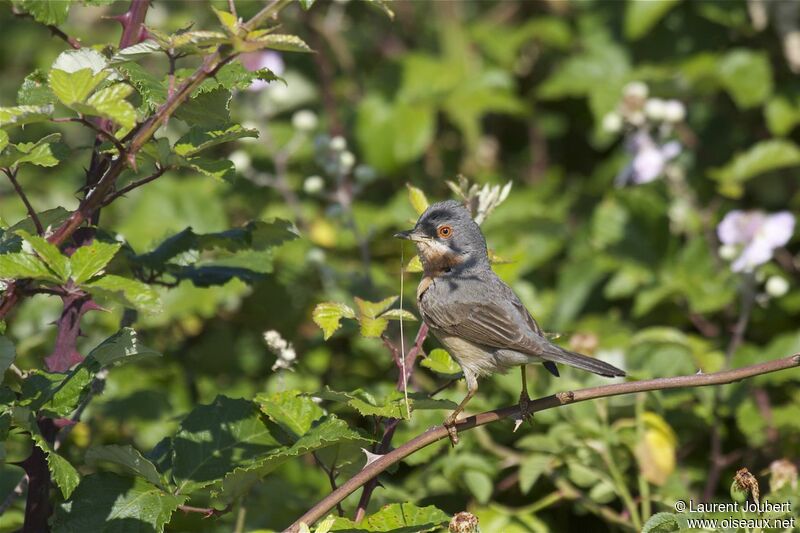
539, 343, 625, 378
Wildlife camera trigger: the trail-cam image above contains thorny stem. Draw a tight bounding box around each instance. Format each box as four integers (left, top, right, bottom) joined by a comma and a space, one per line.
178, 503, 233, 519
2, 168, 43, 234
353, 323, 428, 522
99, 165, 167, 207
51, 117, 128, 156
286, 354, 800, 531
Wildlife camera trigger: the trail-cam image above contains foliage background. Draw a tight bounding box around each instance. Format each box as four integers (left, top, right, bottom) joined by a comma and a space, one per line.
0, 0, 799, 532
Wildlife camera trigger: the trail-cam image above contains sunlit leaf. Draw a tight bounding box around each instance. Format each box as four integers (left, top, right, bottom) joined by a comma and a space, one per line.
312, 302, 356, 340
16, 229, 69, 281
0, 104, 54, 128
85, 445, 167, 489
328, 503, 449, 532
87, 327, 161, 367
69, 240, 121, 284
84, 275, 161, 313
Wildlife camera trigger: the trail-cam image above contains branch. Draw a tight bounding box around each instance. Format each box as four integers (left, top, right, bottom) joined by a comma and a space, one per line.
286, 354, 800, 531
98, 165, 166, 207
51, 117, 127, 156
2, 168, 43, 234
178, 503, 232, 519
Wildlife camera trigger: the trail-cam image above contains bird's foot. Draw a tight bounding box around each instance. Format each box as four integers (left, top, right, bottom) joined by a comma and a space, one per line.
443, 415, 459, 446
514, 391, 535, 433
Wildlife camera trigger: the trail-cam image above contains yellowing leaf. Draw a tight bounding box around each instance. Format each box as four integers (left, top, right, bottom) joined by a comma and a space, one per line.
636, 412, 677, 485
312, 302, 356, 340
406, 184, 429, 215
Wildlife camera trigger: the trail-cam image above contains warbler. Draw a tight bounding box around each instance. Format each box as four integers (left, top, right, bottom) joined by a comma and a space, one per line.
395, 200, 625, 444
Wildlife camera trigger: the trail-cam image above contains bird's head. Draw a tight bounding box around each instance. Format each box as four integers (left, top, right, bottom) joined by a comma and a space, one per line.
394, 200, 488, 274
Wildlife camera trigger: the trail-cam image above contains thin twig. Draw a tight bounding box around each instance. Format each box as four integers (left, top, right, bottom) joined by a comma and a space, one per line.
286, 353, 800, 531
2, 168, 43, 234
99, 165, 166, 207
47, 25, 82, 49
51, 117, 127, 157
178, 503, 233, 519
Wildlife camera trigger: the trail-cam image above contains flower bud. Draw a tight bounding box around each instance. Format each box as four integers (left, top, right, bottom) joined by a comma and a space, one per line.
602, 112, 623, 133
292, 110, 318, 132
663, 100, 686, 123
449, 512, 480, 533
303, 175, 325, 194
330, 135, 347, 151
731, 467, 760, 503
624, 81, 649, 101
644, 98, 666, 121
766, 276, 790, 298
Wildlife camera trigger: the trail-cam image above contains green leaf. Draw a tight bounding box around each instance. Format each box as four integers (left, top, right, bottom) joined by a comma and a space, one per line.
355, 296, 398, 338
175, 88, 231, 127
171, 396, 282, 493
0, 252, 61, 282
115, 61, 168, 111
709, 139, 800, 197
328, 503, 449, 532
87, 327, 161, 367
212, 6, 239, 33
69, 240, 121, 284
185, 156, 236, 182
420, 348, 462, 376
299, 0, 316, 9
0, 336, 16, 384
256, 390, 325, 437
13, 0, 70, 25
641, 512, 682, 533
379, 309, 417, 321
16, 229, 69, 281
51, 48, 108, 74
249, 34, 313, 53
406, 184, 429, 215
313, 387, 455, 420
85, 445, 166, 489
0, 133, 66, 168
312, 302, 357, 340
73, 83, 136, 131
110, 40, 163, 63
48, 68, 109, 106
624, 0, 682, 41
717, 49, 773, 109
363, 0, 395, 20
463, 469, 493, 503
0, 130, 7, 153
53, 473, 186, 532
18, 70, 57, 105
83, 274, 161, 313
174, 123, 258, 157
0, 104, 54, 128
20, 366, 93, 417
519, 455, 552, 494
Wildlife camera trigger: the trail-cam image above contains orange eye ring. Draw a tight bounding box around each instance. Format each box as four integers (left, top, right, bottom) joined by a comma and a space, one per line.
437, 225, 453, 239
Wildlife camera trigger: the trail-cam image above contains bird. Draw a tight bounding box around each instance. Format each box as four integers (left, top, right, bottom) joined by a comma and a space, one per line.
394, 199, 625, 444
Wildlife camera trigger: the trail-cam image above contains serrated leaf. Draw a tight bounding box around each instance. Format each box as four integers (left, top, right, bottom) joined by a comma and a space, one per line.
313, 387, 455, 420
73, 83, 136, 130
0, 104, 54, 128
379, 308, 417, 321
212, 6, 239, 33
18, 70, 57, 105
171, 396, 283, 493
84, 274, 161, 313
175, 87, 231, 126
174, 123, 258, 157
0, 252, 61, 282
51, 48, 107, 74
406, 184, 429, 215
115, 61, 168, 111
641, 512, 682, 533
32, 432, 80, 498
14, 0, 70, 25
420, 348, 461, 376
312, 302, 356, 340
48, 68, 109, 105
256, 390, 325, 437
404, 254, 423, 273
709, 139, 800, 197
87, 327, 161, 367
250, 34, 313, 53
0, 133, 66, 168
185, 156, 236, 182
20, 366, 93, 417
110, 40, 162, 63
355, 296, 398, 338
53, 473, 186, 532
16, 229, 69, 281
85, 445, 166, 489
328, 503, 448, 532
69, 240, 121, 284
0, 336, 16, 384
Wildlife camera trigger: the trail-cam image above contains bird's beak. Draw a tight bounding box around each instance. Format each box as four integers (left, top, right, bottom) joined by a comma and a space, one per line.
393, 229, 427, 242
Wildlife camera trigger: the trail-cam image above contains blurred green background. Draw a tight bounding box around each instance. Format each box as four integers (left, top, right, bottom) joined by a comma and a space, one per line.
1, 0, 800, 531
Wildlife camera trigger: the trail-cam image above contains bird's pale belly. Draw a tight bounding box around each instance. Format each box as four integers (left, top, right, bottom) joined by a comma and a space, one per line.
434, 331, 534, 379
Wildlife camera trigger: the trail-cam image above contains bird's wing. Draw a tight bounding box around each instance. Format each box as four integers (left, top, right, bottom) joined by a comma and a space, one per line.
421, 280, 545, 354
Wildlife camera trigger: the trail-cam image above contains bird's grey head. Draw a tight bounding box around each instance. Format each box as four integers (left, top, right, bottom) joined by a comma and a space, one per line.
394, 200, 489, 275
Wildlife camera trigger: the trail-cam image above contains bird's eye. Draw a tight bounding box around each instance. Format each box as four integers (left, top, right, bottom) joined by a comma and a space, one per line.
437, 225, 453, 239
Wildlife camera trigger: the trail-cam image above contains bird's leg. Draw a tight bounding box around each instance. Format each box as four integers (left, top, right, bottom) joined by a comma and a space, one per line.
443, 378, 477, 446
516, 366, 534, 431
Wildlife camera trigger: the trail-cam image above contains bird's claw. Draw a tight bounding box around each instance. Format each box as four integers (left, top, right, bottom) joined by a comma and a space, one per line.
443, 416, 459, 446
514, 392, 534, 433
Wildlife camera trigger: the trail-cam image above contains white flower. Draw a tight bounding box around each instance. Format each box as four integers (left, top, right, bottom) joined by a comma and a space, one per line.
329, 136, 347, 151
663, 100, 686, 123
602, 112, 623, 133
303, 175, 325, 194
240, 51, 285, 92
339, 151, 355, 171
766, 276, 790, 298
616, 131, 681, 185
644, 98, 666, 121
292, 110, 318, 132
717, 210, 795, 272
263, 330, 298, 371
624, 81, 649, 101
229, 150, 251, 173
